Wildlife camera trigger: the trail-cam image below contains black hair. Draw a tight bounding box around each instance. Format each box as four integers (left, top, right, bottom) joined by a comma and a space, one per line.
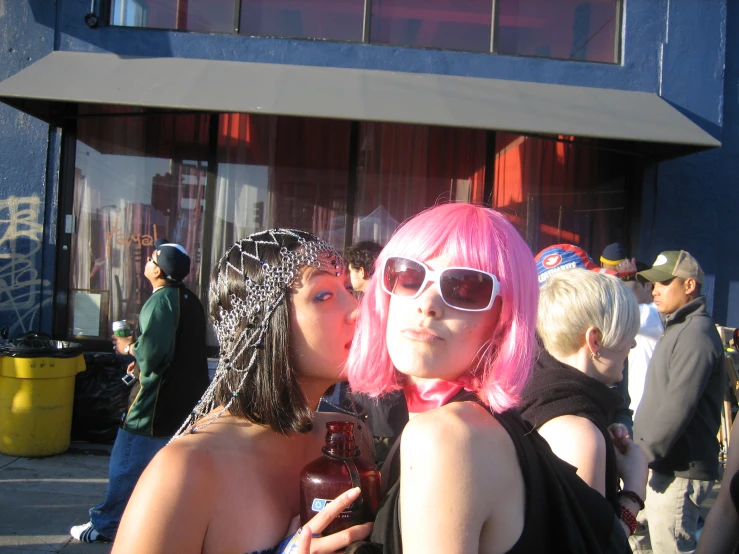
208, 230, 322, 435
344, 241, 384, 277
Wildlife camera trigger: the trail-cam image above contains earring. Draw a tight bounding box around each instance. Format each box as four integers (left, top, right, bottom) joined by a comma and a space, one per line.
590, 351, 601, 361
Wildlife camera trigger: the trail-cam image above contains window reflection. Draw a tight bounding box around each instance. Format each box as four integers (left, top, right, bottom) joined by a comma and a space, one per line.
354, 122, 487, 244
371, 0, 493, 52
492, 132, 629, 255
71, 113, 210, 339
111, 0, 235, 32
240, 0, 364, 41
496, 0, 621, 63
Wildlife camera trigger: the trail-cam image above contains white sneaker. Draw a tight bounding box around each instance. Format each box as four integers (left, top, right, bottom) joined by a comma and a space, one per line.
70, 521, 111, 543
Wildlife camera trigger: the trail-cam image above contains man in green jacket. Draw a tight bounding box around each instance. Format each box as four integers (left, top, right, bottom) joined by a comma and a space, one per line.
71, 240, 209, 543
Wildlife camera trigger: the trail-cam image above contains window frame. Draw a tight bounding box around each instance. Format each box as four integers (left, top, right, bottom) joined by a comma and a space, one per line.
104, 0, 623, 64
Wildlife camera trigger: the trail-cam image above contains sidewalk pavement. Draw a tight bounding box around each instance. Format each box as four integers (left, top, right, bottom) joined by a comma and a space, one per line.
0, 442, 113, 554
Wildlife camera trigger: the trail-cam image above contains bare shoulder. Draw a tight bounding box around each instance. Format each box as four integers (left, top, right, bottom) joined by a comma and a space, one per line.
113, 435, 220, 554
538, 415, 605, 452
537, 415, 607, 494
399, 403, 526, 553
401, 402, 516, 475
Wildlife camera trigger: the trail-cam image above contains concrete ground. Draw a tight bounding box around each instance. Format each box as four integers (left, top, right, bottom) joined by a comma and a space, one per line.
0, 443, 113, 554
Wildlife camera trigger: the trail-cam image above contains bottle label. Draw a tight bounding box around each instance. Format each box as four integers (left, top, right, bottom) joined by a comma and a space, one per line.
311, 498, 352, 515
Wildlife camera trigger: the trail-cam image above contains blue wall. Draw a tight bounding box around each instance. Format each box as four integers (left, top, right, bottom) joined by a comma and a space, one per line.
0, 0, 56, 337
639, 0, 737, 326
1, 0, 736, 332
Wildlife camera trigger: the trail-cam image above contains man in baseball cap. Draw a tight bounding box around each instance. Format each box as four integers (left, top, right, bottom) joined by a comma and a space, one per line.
631, 250, 724, 552
72, 238, 208, 543
152, 239, 191, 283
636, 250, 704, 287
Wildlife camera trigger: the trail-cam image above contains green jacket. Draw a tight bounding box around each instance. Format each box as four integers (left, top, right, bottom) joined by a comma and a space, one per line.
123, 284, 209, 437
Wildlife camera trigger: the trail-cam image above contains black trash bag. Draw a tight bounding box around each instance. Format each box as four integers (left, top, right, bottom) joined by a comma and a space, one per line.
0, 332, 82, 358
71, 353, 130, 444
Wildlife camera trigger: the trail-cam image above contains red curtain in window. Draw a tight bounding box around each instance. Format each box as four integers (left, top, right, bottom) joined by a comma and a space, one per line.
492, 133, 623, 256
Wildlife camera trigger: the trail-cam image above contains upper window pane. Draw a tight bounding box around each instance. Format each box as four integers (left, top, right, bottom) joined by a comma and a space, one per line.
239, 0, 364, 41
110, 0, 235, 33
496, 0, 621, 63
370, 0, 493, 52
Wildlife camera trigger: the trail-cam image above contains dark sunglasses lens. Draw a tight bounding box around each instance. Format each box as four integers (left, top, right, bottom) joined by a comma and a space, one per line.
439, 269, 494, 310
384, 257, 426, 297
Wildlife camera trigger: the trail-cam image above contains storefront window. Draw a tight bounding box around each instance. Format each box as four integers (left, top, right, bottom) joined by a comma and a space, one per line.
71, 113, 211, 340
110, 0, 235, 33
370, 0, 493, 52
354, 122, 487, 245
496, 0, 621, 63
67, 109, 632, 345
212, 113, 351, 262
239, 0, 364, 41
492, 132, 628, 255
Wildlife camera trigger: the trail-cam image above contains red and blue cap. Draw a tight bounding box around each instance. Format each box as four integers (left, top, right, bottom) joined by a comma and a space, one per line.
535, 244, 615, 286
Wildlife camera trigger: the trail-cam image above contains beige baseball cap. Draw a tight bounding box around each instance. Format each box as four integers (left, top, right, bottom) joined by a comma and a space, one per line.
637, 250, 704, 284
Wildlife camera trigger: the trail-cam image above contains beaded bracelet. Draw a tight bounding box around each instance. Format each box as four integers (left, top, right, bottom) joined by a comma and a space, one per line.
619, 505, 638, 536
618, 490, 646, 511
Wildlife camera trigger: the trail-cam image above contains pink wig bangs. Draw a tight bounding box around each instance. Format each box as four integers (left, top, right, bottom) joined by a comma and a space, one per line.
345, 203, 539, 413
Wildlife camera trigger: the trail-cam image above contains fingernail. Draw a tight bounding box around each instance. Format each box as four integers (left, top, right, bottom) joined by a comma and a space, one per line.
347, 487, 361, 500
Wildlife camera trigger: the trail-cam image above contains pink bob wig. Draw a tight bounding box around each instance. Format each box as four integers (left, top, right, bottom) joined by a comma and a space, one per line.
345, 203, 539, 413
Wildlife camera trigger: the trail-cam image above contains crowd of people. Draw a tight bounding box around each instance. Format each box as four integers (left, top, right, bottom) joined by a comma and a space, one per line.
68, 203, 735, 554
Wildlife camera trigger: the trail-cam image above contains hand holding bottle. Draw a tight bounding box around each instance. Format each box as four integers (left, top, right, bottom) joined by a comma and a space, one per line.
279, 488, 373, 554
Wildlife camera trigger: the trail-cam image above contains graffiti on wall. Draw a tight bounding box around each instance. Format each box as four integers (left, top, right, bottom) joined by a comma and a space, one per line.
0, 195, 52, 336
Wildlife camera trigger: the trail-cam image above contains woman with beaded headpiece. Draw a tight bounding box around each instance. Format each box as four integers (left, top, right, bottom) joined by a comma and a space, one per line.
342, 203, 634, 553
113, 229, 372, 554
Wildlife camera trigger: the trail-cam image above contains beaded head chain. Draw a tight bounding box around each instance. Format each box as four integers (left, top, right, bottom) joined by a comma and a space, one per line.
173, 229, 345, 438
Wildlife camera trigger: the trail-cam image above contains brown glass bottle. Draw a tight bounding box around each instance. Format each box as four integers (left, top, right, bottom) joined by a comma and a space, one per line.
300, 421, 381, 536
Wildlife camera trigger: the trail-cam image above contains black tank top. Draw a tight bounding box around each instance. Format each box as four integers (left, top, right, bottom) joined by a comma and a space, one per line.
348, 397, 630, 554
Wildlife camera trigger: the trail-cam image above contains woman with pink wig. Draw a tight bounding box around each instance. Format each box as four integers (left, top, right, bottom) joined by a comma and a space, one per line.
342, 203, 631, 554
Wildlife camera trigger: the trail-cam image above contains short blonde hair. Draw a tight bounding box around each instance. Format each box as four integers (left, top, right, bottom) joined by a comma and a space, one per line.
537, 269, 640, 357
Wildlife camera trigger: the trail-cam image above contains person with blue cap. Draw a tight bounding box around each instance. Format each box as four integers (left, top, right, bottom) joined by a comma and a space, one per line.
601, 242, 629, 271
71, 239, 210, 543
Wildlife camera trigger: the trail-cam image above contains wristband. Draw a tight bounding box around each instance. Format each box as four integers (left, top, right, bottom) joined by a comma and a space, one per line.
618, 505, 638, 536
618, 490, 645, 511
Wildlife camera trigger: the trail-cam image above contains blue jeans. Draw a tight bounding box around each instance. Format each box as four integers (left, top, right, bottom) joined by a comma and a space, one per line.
89, 428, 169, 539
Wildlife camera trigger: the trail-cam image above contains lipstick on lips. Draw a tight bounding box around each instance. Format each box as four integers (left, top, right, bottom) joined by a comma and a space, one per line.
401, 328, 443, 342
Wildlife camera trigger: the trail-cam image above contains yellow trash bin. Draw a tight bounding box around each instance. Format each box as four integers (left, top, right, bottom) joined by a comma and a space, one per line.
0, 339, 86, 457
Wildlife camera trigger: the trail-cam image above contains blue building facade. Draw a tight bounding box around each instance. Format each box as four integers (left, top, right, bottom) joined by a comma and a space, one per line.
0, 0, 736, 346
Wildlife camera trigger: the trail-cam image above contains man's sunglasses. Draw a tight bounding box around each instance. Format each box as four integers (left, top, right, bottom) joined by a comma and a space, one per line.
381, 256, 500, 312
147, 256, 159, 268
